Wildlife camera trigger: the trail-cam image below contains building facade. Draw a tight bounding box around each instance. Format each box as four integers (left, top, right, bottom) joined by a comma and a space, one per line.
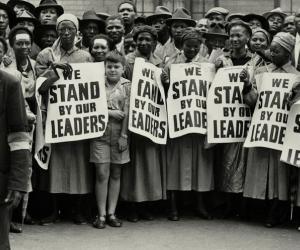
7, 0, 300, 19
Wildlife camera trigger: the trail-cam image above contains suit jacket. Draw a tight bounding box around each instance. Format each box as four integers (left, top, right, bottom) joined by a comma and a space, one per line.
0, 69, 31, 202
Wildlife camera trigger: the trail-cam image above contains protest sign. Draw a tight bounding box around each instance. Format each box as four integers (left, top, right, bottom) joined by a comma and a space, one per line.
35, 77, 51, 169
129, 58, 168, 144
45, 62, 108, 143
281, 100, 300, 167
244, 73, 298, 151
207, 66, 252, 143
167, 62, 215, 138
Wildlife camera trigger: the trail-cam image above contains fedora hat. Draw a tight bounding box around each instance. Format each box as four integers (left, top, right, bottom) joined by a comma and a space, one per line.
166, 7, 196, 27
146, 6, 172, 24
35, 0, 64, 18
96, 12, 110, 21
242, 13, 269, 31
0, 2, 16, 28
17, 10, 40, 26
203, 23, 229, 40
7, 0, 35, 16
263, 8, 287, 20
79, 10, 105, 31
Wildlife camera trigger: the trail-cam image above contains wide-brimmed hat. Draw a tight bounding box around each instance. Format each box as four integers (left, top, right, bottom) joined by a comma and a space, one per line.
203, 23, 229, 40
0, 2, 16, 28
96, 12, 110, 21
242, 13, 269, 31
146, 6, 172, 24
263, 8, 287, 20
166, 7, 196, 27
79, 10, 105, 32
35, 0, 64, 18
226, 13, 245, 23
205, 7, 229, 18
7, 0, 35, 16
17, 10, 40, 26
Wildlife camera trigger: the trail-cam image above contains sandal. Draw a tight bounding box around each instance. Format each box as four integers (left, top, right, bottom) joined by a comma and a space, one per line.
93, 215, 106, 229
107, 214, 122, 227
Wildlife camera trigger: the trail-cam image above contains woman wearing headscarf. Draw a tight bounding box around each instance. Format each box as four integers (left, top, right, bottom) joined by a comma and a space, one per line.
121, 25, 166, 222
241, 32, 298, 227
248, 28, 271, 68
35, 13, 93, 225
161, 28, 214, 221
214, 20, 253, 218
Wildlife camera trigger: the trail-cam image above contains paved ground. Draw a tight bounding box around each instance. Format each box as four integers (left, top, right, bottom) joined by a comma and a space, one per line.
10, 216, 300, 250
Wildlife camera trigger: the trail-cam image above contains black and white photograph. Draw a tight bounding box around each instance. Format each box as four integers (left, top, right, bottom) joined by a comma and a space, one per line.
1, 0, 300, 249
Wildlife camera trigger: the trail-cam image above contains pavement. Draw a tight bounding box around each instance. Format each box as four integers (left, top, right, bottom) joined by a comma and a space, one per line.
10, 216, 300, 250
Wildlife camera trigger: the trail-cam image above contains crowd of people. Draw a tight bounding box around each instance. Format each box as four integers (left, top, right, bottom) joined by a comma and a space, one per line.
1, 0, 300, 249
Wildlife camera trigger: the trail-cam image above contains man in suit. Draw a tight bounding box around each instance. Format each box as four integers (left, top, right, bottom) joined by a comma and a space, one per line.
0, 69, 31, 250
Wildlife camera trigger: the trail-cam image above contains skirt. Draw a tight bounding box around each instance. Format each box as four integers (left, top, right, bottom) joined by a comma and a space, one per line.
47, 140, 93, 194
121, 134, 166, 202
167, 134, 214, 192
215, 142, 247, 193
243, 148, 289, 201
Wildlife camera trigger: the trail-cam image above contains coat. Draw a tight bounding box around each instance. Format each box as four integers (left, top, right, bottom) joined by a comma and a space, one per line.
35, 45, 94, 194
121, 49, 167, 202
0, 70, 31, 250
243, 62, 299, 201
163, 52, 214, 192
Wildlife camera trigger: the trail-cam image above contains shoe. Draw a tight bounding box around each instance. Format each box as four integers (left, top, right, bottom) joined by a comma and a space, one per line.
10, 223, 22, 233
168, 211, 180, 221
24, 213, 36, 225
107, 214, 122, 227
93, 216, 106, 229
139, 210, 154, 221
73, 213, 87, 225
196, 209, 213, 220
127, 211, 139, 223
39, 214, 59, 226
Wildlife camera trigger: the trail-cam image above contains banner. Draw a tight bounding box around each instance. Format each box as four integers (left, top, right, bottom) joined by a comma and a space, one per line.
281, 100, 300, 167
35, 77, 51, 169
129, 58, 168, 144
207, 66, 252, 143
167, 62, 215, 138
244, 73, 298, 151
45, 62, 108, 143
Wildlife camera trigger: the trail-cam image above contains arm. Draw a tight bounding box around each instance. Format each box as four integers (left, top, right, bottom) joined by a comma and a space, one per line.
5, 76, 31, 207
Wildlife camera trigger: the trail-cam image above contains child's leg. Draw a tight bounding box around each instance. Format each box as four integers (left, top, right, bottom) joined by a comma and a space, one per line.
107, 164, 122, 215
95, 163, 110, 217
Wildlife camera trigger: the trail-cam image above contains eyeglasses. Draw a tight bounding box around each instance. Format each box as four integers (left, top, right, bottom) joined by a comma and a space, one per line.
57, 27, 76, 33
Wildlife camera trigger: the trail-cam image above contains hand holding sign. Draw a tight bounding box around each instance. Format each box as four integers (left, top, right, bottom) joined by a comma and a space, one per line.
51, 62, 73, 79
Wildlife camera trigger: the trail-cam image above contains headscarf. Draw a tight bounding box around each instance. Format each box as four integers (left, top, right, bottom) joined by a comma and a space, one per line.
56, 13, 79, 31
272, 32, 295, 54
51, 13, 79, 62
181, 28, 202, 43
252, 28, 270, 45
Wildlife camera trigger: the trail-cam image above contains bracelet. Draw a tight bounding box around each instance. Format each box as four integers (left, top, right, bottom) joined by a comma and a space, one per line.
120, 133, 128, 139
